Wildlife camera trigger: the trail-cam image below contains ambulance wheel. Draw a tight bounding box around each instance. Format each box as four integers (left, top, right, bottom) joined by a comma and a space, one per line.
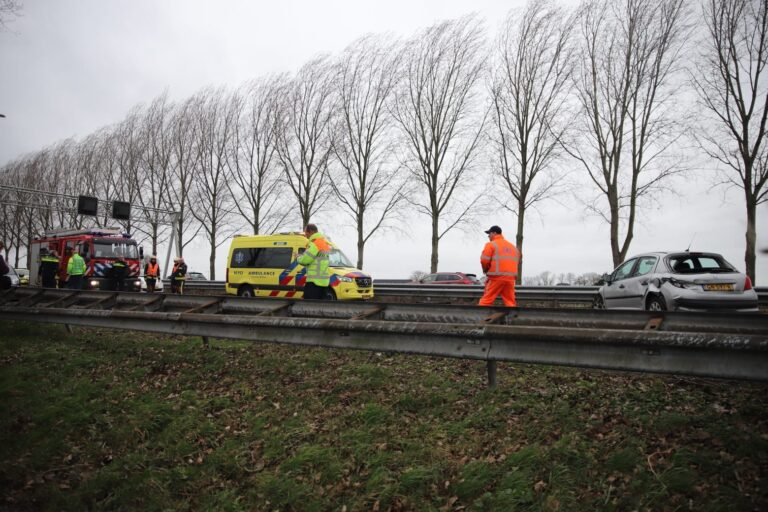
238, 285, 254, 298
325, 289, 337, 301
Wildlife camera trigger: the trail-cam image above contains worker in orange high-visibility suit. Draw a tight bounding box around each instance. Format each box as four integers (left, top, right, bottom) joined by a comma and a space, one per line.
479, 225, 520, 307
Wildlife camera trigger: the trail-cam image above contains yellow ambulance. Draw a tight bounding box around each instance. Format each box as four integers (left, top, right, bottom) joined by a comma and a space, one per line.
225, 233, 374, 300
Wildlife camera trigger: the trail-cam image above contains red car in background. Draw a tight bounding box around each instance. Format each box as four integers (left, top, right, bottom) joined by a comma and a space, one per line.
418, 272, 480, 284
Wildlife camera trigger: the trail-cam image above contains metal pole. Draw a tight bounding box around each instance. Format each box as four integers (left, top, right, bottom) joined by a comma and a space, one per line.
164, 213, 179, 281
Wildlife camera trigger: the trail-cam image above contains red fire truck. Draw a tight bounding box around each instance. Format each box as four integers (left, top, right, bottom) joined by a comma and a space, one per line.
29, 227, 142, 291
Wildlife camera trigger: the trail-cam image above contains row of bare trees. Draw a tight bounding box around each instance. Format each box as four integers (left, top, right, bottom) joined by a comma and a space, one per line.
2, 0, 767, 282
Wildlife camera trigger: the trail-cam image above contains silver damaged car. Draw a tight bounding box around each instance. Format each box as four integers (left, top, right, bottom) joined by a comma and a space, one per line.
595, 251, 758, 312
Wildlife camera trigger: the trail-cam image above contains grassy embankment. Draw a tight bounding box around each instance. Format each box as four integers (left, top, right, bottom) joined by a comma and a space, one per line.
1, 321, 767, 511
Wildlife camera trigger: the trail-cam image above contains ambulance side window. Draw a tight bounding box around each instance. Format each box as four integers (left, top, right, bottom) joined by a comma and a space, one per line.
256, 248, 292, 268
231, 248, 260, 268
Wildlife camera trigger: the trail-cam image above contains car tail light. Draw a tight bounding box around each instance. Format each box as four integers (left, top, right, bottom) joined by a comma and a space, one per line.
745, 275, 753, 291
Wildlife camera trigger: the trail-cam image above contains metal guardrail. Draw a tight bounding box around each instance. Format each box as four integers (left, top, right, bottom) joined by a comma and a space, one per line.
371, 283, 599, 304
178, 281, 768, 307
177, 280, 598, 301
2, 287, 767, 382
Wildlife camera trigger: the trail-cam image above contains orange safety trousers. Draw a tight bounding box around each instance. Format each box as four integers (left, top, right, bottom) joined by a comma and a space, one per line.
479, 278, 517, 307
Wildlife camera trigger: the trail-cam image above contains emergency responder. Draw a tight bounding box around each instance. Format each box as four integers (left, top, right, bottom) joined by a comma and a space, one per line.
478, 225, 520, 307
39, 248, 60, 288
144, 255, 160, 293
111, 256, 128, 291
297, 223, 332, 300
66, 247, 87, 290
170, 257, 187, 294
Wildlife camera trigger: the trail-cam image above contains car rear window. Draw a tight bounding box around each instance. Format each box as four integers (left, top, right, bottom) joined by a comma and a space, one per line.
667, 254, 734, 274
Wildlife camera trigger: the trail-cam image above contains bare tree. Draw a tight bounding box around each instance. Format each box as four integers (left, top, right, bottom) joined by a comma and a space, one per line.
190, 88, 239, 279
566, 0, 689, 267
135, 92, 176, 256
392, 16, 489, 273
226, 76, 290, 235
522, 270, 558, 286
693, 0, 768, 282
490, 0, 575, 280
2, 155, 48, 266
168, 96, 203, 257
75, 129, 122, 229
0, 0, 21, 31
276, 58, 338, 228
0, 160, 29, 265
332, 35, 406, 269
111, 107, 146, 234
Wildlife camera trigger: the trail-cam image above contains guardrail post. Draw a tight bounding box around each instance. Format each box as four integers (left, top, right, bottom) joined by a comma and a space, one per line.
487, 360, 497, 388
481, 311, 506, 388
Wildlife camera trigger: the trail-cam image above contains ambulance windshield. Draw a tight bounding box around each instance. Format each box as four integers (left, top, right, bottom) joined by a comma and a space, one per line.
94, 239, 139, 259
329, 248, 354, 268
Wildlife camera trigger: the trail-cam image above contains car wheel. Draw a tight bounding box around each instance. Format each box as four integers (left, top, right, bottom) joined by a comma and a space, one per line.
592, 294, 605, 309
646, 295, 667, 312
238, 285, 254, 298
325, 288, 337, 301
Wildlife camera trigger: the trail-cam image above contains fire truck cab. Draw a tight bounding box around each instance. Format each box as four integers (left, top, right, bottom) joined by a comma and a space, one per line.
29, 227, 142, 291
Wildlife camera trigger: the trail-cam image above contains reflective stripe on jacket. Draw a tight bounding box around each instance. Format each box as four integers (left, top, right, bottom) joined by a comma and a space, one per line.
112, 261, 127, 277
297, 233, 331, 287
40, 256, 59, 268
67, 254, 87, 276
40, 257, 59, 277
172, 263, 187, 280
480, 234, 519, 281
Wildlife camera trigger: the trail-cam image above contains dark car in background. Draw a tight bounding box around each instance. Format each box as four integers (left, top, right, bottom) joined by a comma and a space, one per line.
595, 251, 758, 312
418, 272, 480, 285
186, 272, 207, 281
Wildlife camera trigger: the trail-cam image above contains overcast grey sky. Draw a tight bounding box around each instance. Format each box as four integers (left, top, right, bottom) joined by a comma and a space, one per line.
1, 0, 766, 283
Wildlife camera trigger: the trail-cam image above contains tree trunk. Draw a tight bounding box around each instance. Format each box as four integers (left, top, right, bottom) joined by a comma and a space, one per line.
26, 234, 32, 270
176, 217, 184, 257
430, 214, 439, 273
609, 193, 622, 267
357, 221, 365, 270
209, 238, 216, 280
745, 196, 756, 282
154, 224, 160, 256
516, 202, 525, 282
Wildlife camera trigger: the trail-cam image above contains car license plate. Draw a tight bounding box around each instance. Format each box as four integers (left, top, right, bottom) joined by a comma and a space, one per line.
704, 283, 733, 291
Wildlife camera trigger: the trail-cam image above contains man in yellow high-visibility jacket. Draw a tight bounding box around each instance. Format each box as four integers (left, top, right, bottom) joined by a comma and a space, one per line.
297, 223, 332, 300
66, 247, 87, 290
